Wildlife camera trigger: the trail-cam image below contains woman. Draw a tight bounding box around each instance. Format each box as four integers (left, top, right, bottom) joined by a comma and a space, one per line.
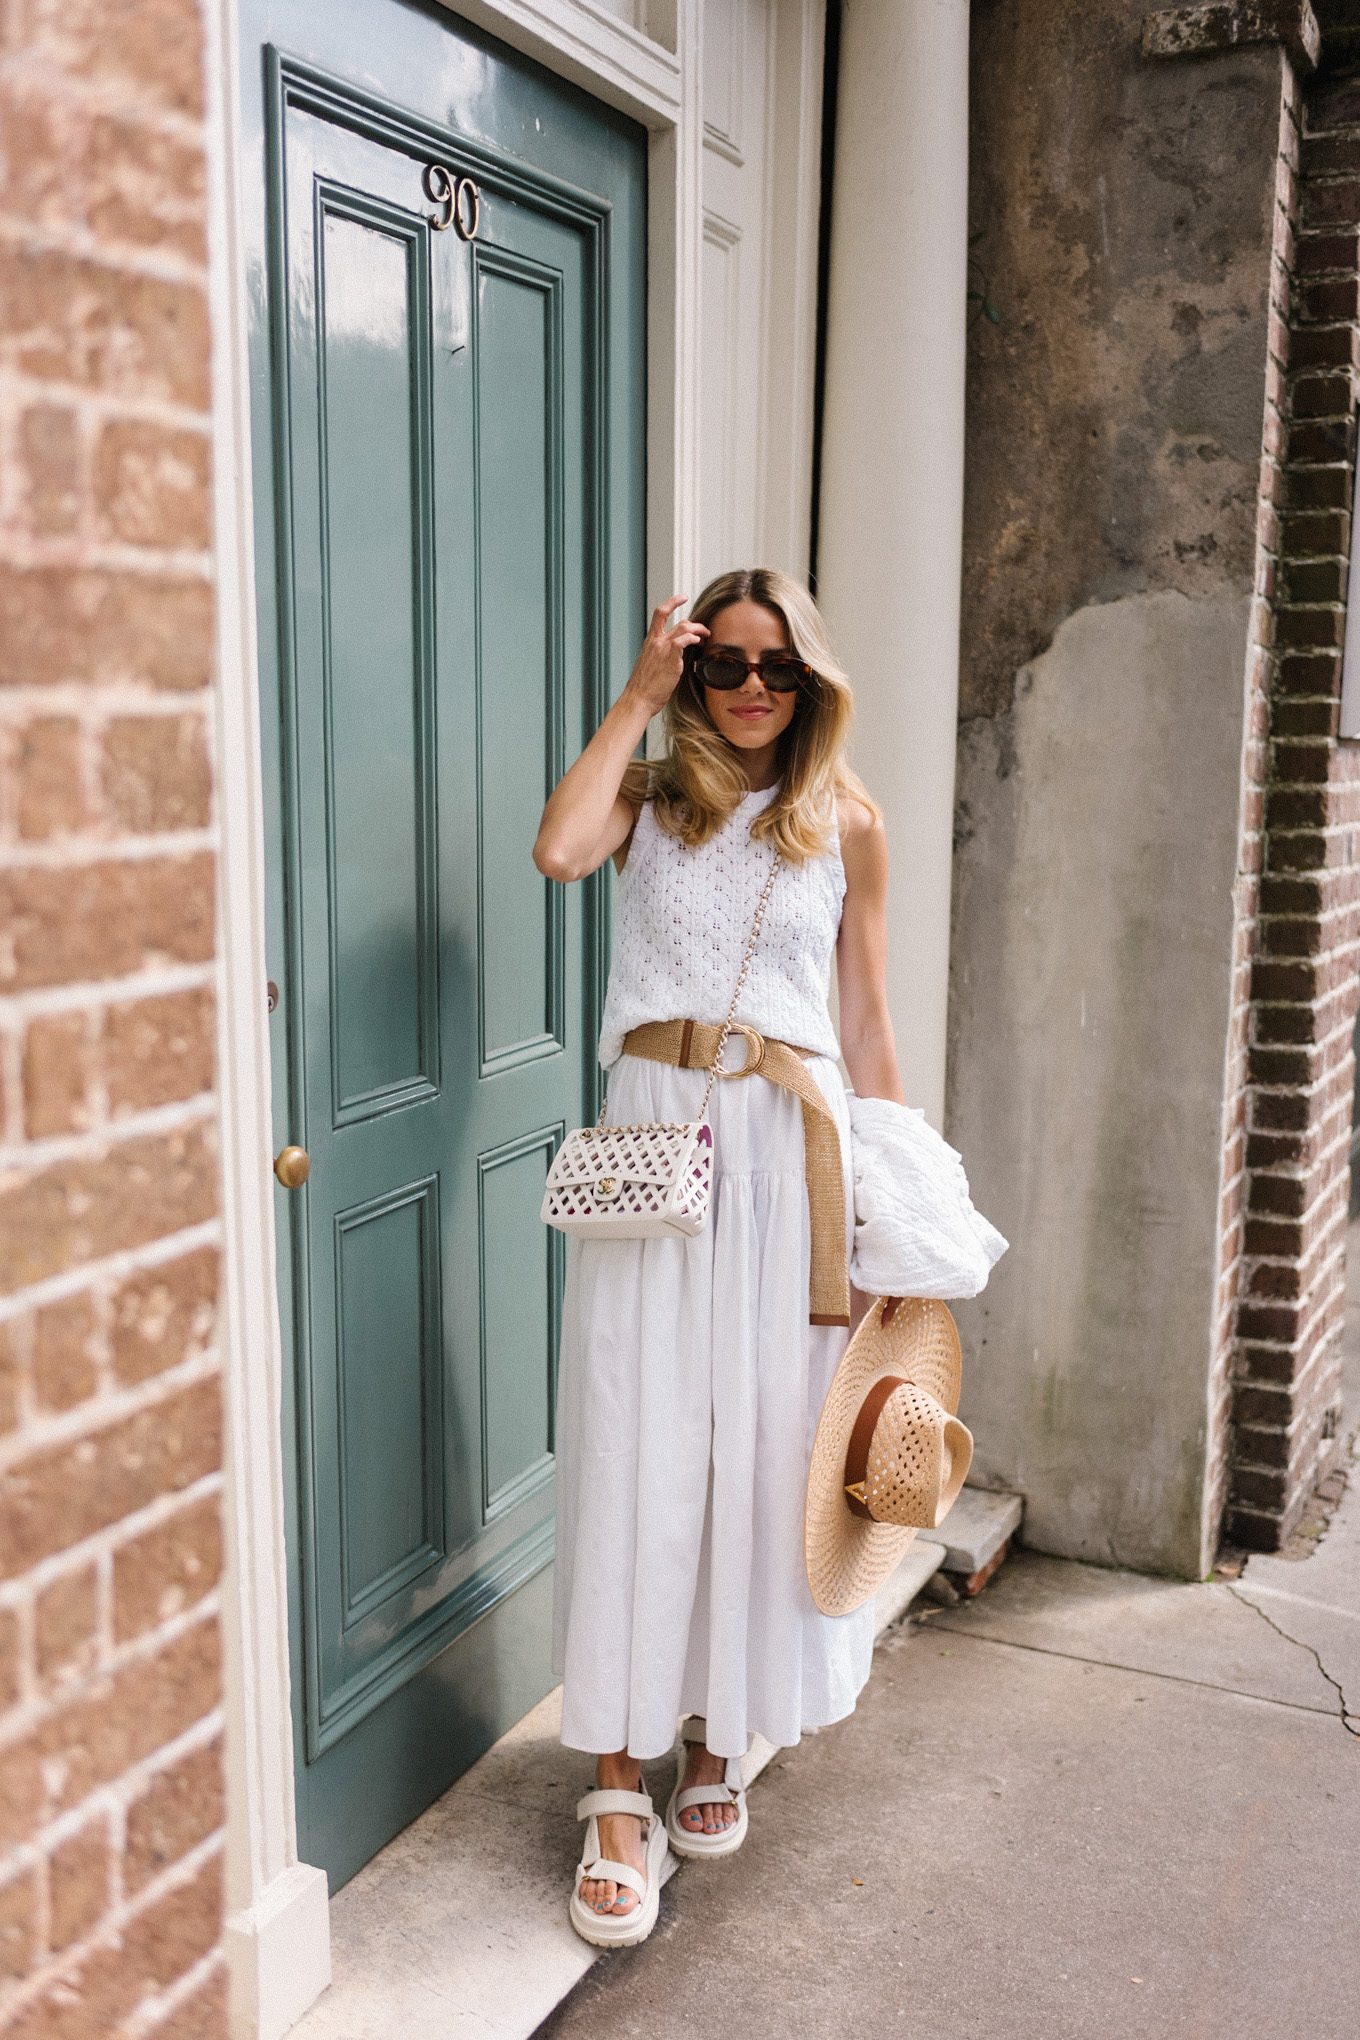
534, 567, 926, 1947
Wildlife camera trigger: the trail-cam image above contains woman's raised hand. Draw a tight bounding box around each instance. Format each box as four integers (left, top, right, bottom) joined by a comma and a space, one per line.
626, 595, 710, 713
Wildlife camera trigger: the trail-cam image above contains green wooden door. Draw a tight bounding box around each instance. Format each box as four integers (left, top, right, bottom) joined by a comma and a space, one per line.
240, 0, 646, 1890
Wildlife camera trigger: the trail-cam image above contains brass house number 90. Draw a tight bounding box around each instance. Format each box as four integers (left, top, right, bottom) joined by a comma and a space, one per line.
423, 162, 480, 240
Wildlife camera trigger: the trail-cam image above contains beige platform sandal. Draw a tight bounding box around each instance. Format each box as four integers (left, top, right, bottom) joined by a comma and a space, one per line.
664, 1715, 749, 1858
568, 1784, 669, 1949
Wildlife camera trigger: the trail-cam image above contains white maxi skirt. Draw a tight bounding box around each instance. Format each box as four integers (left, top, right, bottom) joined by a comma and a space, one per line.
551, 1047, 877, 1761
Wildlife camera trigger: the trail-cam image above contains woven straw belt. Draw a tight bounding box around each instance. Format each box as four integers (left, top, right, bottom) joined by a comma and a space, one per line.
620, 1018, 850, 1327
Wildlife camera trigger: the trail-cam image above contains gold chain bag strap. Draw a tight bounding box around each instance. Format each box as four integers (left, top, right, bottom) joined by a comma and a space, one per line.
540, 848, 783, 1239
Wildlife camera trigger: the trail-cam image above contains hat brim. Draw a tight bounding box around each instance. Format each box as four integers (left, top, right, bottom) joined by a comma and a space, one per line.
804, 1295, 964, 1617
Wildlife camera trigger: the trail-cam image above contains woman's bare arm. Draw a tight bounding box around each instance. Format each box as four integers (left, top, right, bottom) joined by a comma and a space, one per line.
835, 799, 907, 1105
836, 799, 909, 1323
532, 596, 709, 883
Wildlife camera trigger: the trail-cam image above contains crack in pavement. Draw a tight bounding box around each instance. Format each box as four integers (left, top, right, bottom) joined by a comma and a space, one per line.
1226, 1582, 1360, 1738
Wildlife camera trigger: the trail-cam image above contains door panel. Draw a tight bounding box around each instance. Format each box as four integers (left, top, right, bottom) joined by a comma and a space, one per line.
319, 205, 437, 1116
241, 0, 646, 1890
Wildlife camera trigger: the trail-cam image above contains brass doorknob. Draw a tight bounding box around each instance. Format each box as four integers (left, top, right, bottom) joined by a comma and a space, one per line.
274, 1144, 311, 1189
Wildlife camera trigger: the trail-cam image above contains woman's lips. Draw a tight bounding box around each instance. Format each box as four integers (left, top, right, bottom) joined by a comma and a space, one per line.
728, 704, 772, 720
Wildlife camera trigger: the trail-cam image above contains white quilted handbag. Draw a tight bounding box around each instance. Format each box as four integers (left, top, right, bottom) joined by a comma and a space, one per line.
541, 848, 782, 1240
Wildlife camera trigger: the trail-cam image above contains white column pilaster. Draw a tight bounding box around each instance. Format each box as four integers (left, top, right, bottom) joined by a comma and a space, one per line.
817, 0, 971, 1125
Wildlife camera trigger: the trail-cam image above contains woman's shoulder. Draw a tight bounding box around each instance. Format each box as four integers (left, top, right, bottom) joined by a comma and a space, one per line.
835, 787, 882, 847
834, 788, 887, 896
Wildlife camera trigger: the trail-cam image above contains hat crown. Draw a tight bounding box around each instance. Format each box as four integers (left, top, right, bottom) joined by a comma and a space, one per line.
862, 1382, 970, 1530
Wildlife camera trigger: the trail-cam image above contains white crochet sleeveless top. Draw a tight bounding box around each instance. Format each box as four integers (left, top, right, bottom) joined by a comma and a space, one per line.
597, 780, 846, 1069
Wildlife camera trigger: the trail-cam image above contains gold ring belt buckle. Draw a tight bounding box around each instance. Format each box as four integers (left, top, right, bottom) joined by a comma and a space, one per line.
715, 1022, 766, 1079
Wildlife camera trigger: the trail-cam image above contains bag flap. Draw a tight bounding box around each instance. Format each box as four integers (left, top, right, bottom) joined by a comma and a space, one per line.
547, 1121, 706, 1189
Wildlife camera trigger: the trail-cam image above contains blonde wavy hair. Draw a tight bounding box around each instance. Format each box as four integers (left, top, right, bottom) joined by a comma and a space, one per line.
620, 566, 880, 862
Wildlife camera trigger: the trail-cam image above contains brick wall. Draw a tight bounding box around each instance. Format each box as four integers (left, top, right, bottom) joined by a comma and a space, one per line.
1205, 53, 1306, 1558
0, 4, 228, 2034
1216, 60, 1360, 1553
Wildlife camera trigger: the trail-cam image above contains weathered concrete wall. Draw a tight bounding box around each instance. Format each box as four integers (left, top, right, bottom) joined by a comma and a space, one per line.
954, 591, 1250, 1568
950, 0, 1289, 1574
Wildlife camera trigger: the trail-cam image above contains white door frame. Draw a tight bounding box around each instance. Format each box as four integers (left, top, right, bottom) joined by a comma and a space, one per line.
202, 4, 828, 2034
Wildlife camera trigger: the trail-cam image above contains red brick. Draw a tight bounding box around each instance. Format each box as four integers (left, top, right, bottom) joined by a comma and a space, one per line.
110, 1245, 219, 1388
1274, 604, 1345, 651
0, 852, 217, 994
4, 1850, 223, 2040
124, 1735, 224, 1893
18, 403, 84, 536
1266, 738, 1333, 782
1282, 557, 1347, 603
25, 0, 208, 121
104, 986, 216, 1116
1289, 371, 1355, 419
0, 76, 81, 231
0, 1865, 38, 1984
1272, 697, 1337, 738
1284, 413, 1355, 465
0, 1603, 21, 1710
101, 715, 213, 835
34, 1561, 100, 1691
0, 1120, 219, 1296
1275, 649, 1341, 696
141, 1956, 228, 2040
23, 1011, 94, 1139
0, 565, 213, 693
1284, 462, 1352, 508
86, 112, 208, 264
1279, 507, 1350, 552
30, 1617, 222, 1828
1302, 176, 1360, 227
1289, 322, 1360, 372
13, 716, 87, 841
0, 1315, 24, 1436
0, 1375, 222, 1581
32, 1290, 100, 1412
1225, 1502, 1284, 1551
1299, 273, 1360, 322
1229, 1463, 1288, 1510
1296, 227, 1360, 275
0, 1735, 45, 1852
47, 1814, 112, 1954
0, 241, 210, 409
1263, 788, 1332, 832
1302, 132, 1360, 178
93, 420, 212, 551
114, 1493, 223, 1643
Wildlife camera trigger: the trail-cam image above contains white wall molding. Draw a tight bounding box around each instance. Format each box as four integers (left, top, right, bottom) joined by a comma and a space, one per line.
202, 3, 334, 2034
440, 0, 683, 117
816, 0, 972, 1127
755, 0, 826, 577
696, 0, 826, 582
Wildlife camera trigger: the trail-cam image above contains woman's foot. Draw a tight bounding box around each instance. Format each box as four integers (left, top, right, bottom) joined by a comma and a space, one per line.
676, 1736, 741, 1836
579, 1752, 648, 1917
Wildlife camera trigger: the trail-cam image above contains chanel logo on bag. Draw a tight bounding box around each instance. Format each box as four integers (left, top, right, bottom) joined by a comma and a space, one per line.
594, 1177, 621, 1201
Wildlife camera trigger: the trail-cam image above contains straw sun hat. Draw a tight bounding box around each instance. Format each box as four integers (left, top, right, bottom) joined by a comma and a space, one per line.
804, 1295, 974, 1617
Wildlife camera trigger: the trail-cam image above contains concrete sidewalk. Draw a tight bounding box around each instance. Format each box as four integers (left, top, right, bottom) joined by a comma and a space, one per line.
539, 1426, 1360, 2037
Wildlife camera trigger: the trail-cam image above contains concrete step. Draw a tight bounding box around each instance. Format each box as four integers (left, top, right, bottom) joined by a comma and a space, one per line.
919, 1483, 1023, 1576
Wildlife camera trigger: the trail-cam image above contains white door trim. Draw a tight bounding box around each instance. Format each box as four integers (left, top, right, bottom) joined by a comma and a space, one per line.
205, 3, 708, 2034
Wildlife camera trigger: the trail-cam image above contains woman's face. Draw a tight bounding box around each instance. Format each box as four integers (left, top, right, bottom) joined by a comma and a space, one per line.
698, 600, 801, 755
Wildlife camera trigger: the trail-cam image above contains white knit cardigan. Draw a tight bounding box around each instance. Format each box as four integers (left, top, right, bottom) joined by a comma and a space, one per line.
846, 1093, 1009, 1300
